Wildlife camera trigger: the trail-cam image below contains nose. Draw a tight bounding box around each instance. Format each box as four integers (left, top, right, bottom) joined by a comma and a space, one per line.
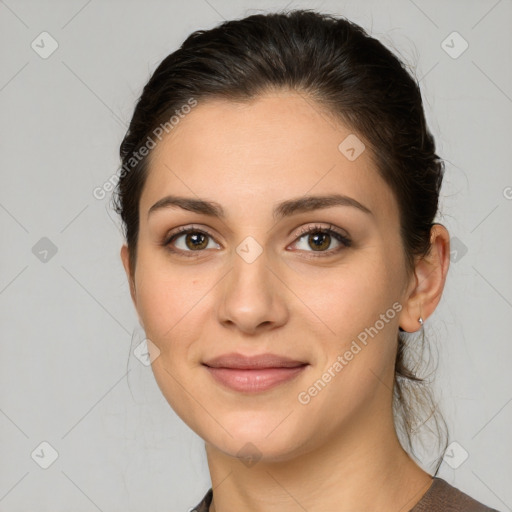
216, 249, 289, 335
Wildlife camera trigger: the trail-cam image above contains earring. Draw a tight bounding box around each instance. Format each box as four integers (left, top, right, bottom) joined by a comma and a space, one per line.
399, 316, 424, 332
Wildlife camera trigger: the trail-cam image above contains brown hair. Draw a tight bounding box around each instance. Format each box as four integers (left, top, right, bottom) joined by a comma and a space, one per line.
113, 9, 448, 473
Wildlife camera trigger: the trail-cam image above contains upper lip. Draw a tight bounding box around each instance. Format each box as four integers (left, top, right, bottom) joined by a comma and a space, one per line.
203, 352, 308, 369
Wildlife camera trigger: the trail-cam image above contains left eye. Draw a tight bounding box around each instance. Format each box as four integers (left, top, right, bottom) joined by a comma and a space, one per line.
291, 227, 351, 253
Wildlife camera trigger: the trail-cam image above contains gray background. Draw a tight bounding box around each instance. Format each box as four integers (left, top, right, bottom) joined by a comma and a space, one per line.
1, 0, 511, 510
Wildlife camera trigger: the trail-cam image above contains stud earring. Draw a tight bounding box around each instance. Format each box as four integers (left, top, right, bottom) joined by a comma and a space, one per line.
399, 316, 424, 332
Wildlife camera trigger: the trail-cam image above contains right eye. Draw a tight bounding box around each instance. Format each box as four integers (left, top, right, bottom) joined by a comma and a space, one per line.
163, 227, 222, 256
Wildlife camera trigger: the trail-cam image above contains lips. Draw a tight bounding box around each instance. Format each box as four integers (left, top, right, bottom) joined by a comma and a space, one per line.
202, 352, 309, 393
202, 352, 307, 370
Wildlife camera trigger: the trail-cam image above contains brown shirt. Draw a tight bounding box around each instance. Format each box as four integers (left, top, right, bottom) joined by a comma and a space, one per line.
190, 477, 501, 511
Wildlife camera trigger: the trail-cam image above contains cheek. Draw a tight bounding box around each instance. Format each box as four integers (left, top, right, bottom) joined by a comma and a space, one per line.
298, 270, 400, 419
134, 267, 207, 417
135, 267, 193, 345
303, 263, 393, 332
133, 256, 218, 362
301, 257, 401, 382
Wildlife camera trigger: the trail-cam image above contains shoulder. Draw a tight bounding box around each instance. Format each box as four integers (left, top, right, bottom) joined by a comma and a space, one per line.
410, 476, 501, 512
190, 488, 213, 512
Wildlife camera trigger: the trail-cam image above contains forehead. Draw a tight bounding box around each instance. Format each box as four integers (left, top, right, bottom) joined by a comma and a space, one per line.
140, 92, 398, 226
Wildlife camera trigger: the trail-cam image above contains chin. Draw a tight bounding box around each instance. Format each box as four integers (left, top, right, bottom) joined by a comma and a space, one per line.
202, 418, 311, 464
211, 437, 305, 465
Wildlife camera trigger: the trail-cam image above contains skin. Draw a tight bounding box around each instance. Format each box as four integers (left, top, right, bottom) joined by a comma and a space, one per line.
120, 90, 450, 512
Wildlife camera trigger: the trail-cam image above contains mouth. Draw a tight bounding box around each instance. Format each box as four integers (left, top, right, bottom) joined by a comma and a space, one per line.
202, 352, 309, 393
203, 352, 307, 369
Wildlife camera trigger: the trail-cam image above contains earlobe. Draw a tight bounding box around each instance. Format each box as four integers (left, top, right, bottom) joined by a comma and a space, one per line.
398, 224, 450, 333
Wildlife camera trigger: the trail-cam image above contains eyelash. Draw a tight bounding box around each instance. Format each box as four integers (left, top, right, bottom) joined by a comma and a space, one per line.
162, 224, 352, 258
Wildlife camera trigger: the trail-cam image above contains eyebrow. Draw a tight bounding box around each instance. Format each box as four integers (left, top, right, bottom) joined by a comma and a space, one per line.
147, 193, 373, 220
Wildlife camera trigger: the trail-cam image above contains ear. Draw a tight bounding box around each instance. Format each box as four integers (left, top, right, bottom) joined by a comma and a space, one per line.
120, 243, 137, 310
399, 223, 450, 332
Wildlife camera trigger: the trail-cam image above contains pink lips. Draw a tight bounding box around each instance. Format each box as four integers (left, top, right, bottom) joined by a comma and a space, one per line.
202, 352, 308, 392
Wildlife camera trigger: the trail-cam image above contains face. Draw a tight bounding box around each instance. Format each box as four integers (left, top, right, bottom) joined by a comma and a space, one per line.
121, 91, 415, 462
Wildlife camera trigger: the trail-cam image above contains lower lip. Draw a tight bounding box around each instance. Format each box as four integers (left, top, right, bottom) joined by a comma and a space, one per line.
204, 365, 308, 393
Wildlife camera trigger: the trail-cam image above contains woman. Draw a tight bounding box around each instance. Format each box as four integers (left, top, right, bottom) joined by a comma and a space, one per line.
113, 9, 500, 512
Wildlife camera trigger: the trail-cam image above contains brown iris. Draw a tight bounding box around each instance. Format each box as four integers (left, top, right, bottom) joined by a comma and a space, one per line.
308, 232, 331, 251
185, 232, 209, 250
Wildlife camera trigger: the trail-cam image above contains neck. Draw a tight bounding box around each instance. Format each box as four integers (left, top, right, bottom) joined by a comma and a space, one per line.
204, 409, 432, 512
